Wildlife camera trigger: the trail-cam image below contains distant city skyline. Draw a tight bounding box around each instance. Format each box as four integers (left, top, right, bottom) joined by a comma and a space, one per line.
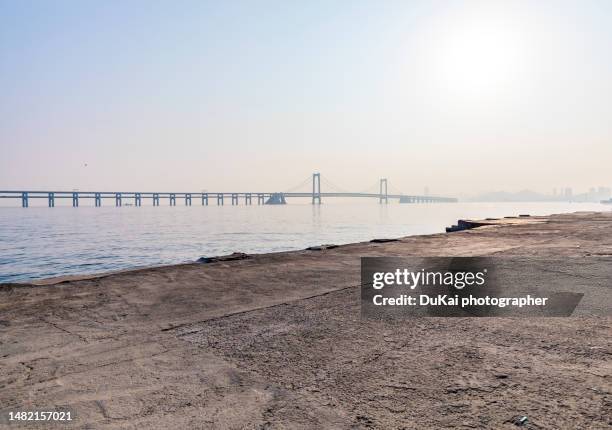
467, 185, 611, 203
1, 1, 611, 195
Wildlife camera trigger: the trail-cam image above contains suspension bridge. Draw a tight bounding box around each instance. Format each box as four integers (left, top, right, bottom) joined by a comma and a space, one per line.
1, 173, 457, 207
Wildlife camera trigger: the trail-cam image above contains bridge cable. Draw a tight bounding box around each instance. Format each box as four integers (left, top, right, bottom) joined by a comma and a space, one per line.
387, 182, 405, 195
283, 175, 313, 193
319, 176, 353, 194
357, 181, 381, 194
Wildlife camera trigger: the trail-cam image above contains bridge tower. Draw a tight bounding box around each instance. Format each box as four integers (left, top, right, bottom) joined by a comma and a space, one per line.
312, 172, 321, 204
379, 178, 388, 204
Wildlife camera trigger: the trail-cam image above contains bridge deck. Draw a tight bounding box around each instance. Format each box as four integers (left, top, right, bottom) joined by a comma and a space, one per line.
0, 190, 458, 206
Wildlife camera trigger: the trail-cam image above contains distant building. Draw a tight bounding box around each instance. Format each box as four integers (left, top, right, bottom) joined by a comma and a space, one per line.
568, 186, 611, 202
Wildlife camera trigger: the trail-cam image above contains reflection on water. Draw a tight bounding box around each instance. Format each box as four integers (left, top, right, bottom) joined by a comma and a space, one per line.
0, 200, 606, 282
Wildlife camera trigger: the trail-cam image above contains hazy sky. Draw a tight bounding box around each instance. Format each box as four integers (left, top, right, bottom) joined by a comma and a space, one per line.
1, 0, 611, 196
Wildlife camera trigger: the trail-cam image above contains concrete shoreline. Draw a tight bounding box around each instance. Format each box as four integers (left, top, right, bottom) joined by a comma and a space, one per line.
1, 211, 611, 429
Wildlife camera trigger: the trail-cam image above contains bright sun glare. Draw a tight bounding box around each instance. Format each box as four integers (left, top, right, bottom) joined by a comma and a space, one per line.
434, 20, 526, 99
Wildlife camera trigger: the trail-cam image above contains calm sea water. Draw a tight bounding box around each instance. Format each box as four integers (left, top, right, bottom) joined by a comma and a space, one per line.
0, 200, 607, 283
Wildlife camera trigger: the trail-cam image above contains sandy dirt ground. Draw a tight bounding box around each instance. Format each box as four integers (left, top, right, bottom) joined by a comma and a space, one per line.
0, 212, 610, 429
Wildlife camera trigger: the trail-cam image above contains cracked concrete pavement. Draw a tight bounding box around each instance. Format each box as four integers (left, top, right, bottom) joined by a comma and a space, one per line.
0, 212, 611, 429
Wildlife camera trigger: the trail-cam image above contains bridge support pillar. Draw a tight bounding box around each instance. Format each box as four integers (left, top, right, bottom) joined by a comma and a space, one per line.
153, 193, 159, 206
217, 194, 224, 205
22, 192, 29, 208
257, 194, 264, 205
115, 193, 122, 207
245, 193, 252, 205
72, 192, 79, 207
379, 178, 388, 204
185, 193, 192, 206
169, 193, 176, 206
231, 193, 238, 205
135, 193, 141, 206
202, 193, 208, 206
312, 172, 321, 204
95, 193, 101, 207
48, 192, 55, 207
